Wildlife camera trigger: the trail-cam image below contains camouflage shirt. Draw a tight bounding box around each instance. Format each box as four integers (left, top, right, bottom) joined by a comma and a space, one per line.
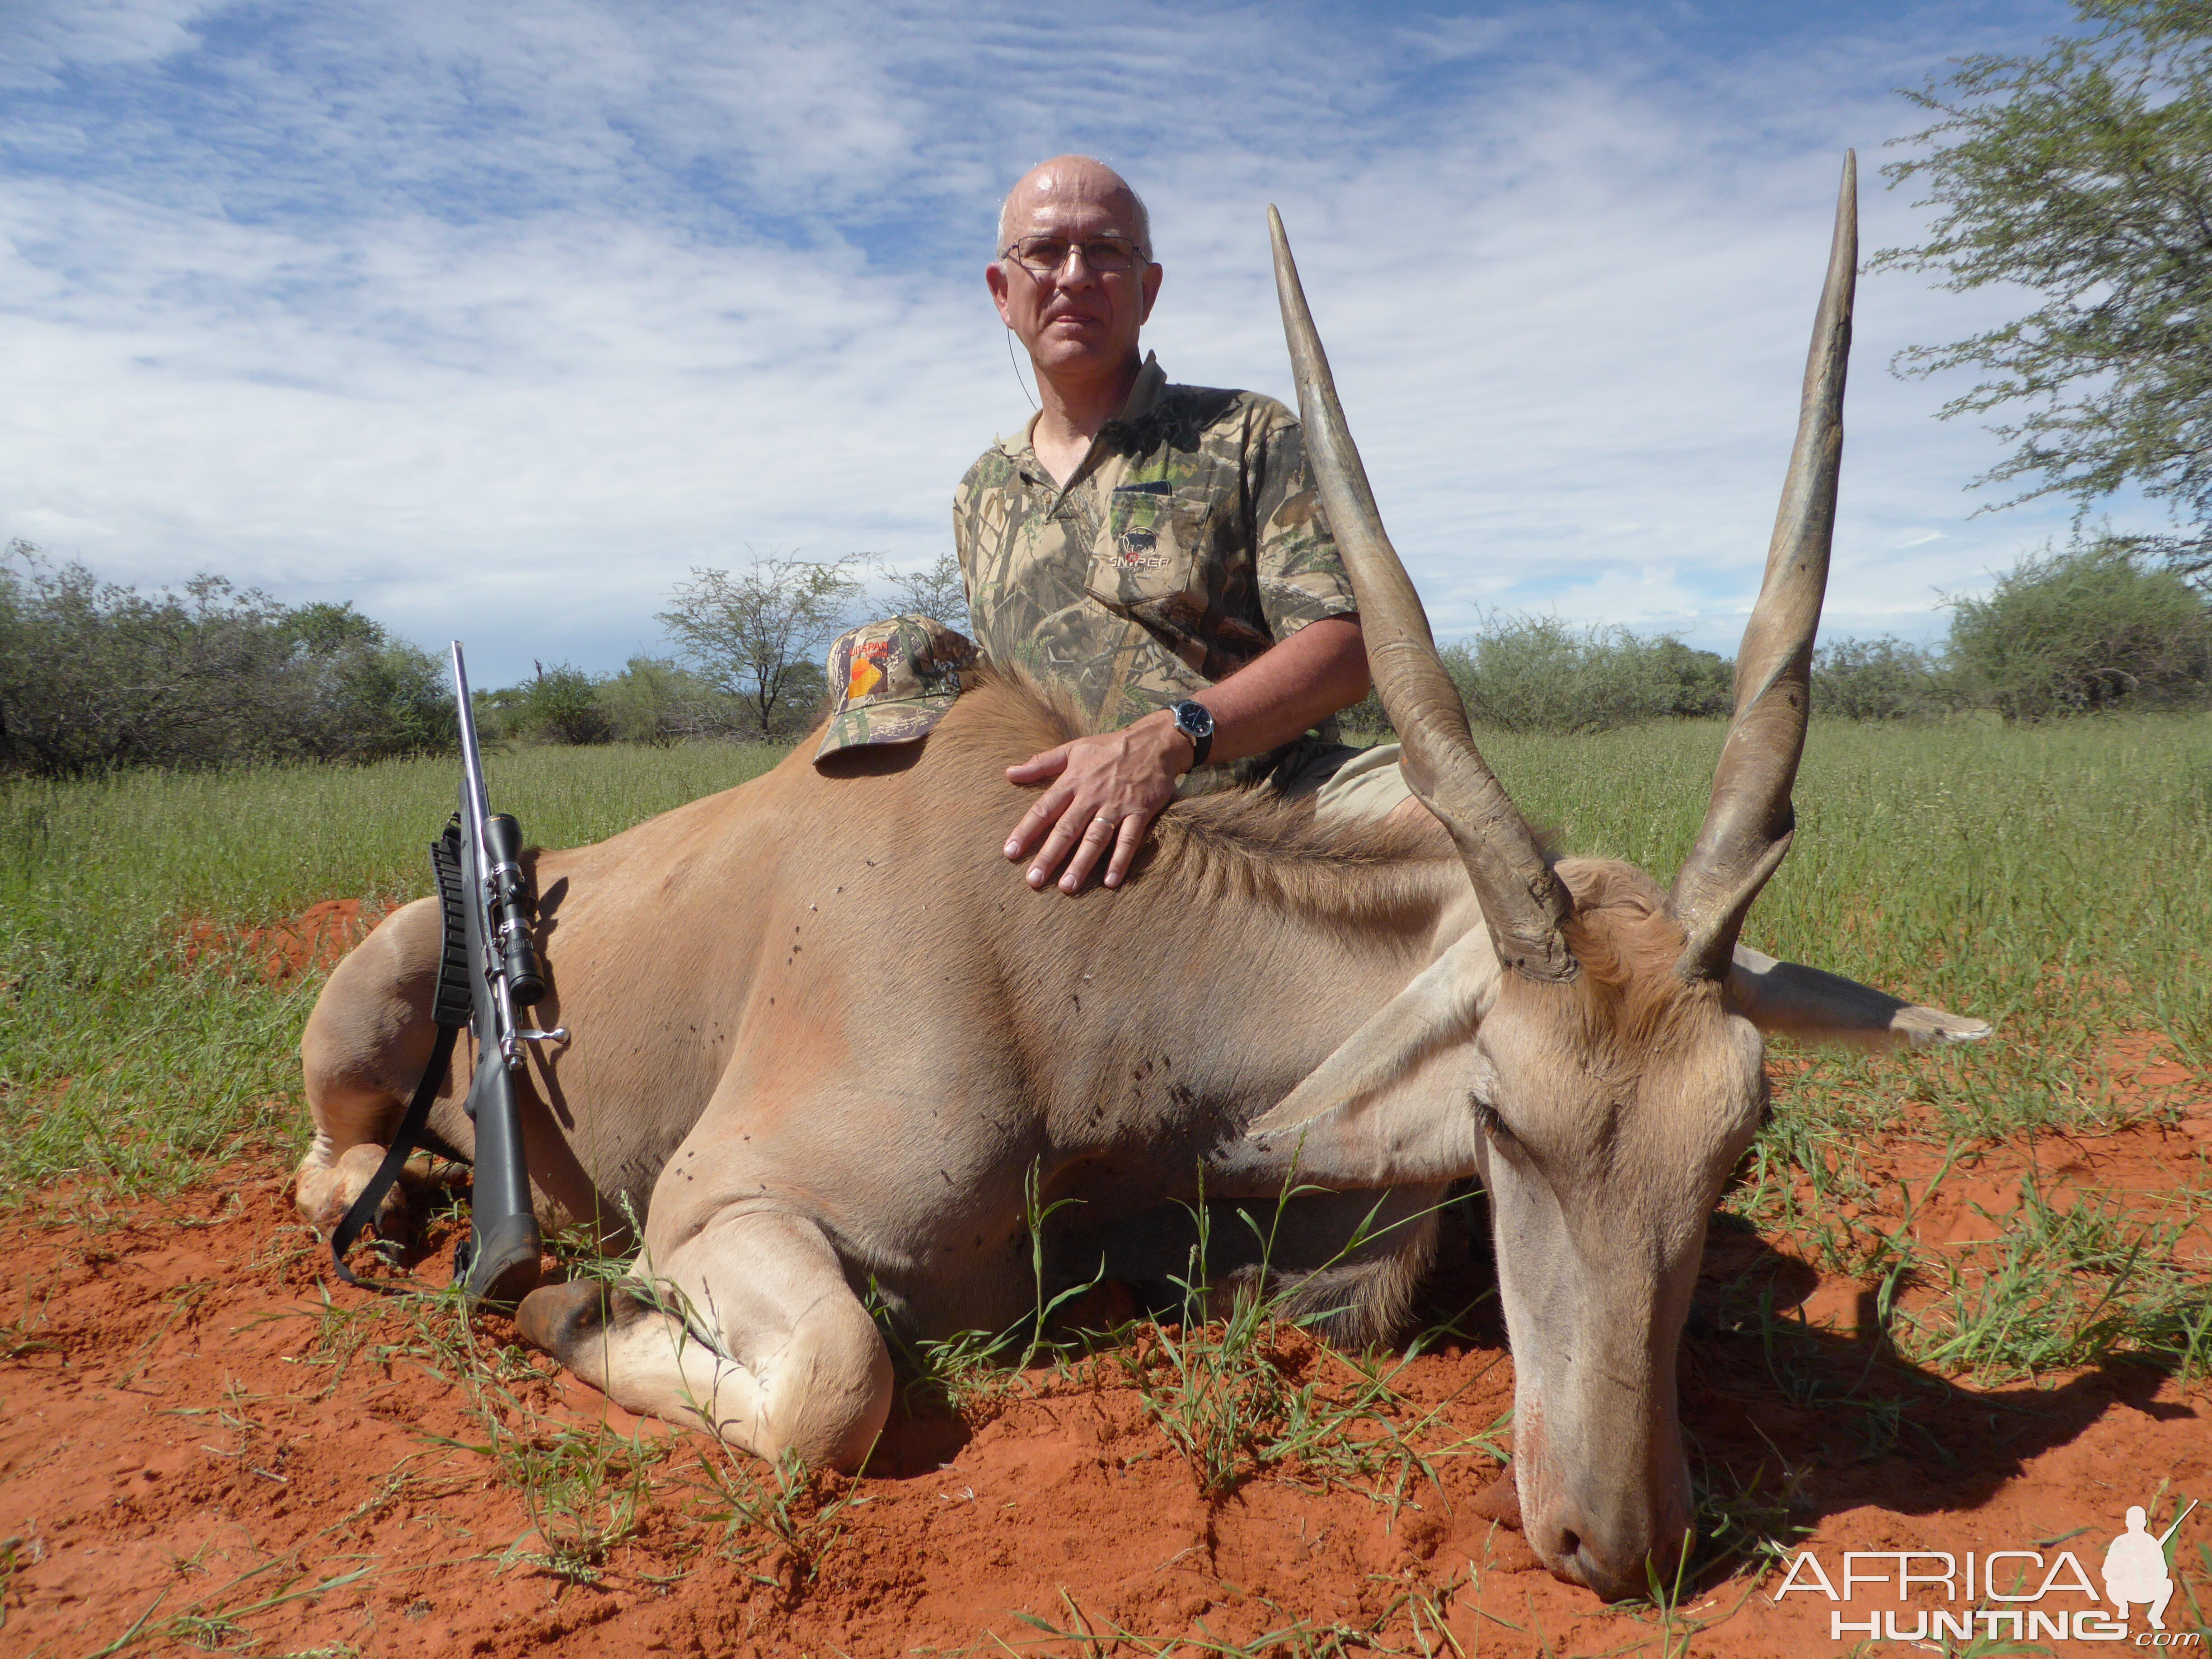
953, 353, 1357, 733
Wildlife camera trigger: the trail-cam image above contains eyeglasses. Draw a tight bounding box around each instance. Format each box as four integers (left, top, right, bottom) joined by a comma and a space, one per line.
1000, 234, 1149, 277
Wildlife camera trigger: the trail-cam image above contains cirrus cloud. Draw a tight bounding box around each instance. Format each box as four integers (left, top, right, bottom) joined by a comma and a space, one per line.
0, 0, 2108, 685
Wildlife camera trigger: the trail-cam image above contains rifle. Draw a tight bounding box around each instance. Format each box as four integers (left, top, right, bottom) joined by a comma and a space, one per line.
328, 642, 565, 1304
2158, 1500, 2199, 1549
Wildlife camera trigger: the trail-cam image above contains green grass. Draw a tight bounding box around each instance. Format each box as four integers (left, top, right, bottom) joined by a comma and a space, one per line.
86, 1556, 376, 1659
0, 739, 784, 1196
2, 714, 2209, 1385
1898, 1176, 2209, 1382
1478, 710, 2212, 1085
1105, 1185, 1511, 1509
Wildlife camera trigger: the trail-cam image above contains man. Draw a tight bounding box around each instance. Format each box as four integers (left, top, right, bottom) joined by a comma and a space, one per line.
2102, 1505, 2176, 1631
956, 155, 1412, 895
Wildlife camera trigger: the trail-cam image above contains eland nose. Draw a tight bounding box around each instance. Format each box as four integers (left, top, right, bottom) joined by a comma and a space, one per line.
1537, 1516, 1636, 1602
1538, 1506, 1695, 1603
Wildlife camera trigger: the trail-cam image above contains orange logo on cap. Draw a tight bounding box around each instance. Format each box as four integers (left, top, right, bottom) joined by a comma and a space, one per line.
848, 639, 891, 699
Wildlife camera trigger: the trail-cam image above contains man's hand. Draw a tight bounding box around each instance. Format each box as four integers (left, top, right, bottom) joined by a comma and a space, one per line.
1002, 615, 1373, 896
1003, 714, 1192, 893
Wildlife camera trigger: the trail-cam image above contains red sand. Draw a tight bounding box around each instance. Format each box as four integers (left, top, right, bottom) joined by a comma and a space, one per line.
4, 1038, 2208, 1653
181, 899, 379, 982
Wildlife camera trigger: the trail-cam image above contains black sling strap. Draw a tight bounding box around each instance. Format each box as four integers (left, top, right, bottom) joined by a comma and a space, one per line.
328, 820, 475, 1293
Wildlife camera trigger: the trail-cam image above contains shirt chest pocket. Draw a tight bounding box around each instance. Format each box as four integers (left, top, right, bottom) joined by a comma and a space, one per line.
1085, 481, 1215, 632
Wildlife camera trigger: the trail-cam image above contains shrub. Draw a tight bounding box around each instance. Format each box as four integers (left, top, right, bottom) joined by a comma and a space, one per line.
1947, 540, 2212, 721
1646, 637, 1735, 719
770, 657, 831, 738
309, 636, 455, 759
1812, 637, 1953, 722
1336, 617, 1730, 737
594, 655, 746, 745
487, 655, 782, 748
1444, 616, 1711, 735
1336, 684, 1391, 739
0, 543, 453, 776
520, 662, 614, 745
472, 685, 530, 743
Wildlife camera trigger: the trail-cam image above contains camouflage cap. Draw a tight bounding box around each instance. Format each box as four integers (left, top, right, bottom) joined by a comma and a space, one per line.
814, 614, 983, 762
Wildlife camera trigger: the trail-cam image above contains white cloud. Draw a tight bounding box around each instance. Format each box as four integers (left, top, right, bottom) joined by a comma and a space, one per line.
0, 0, 210, 90
0, 0, 2124, 684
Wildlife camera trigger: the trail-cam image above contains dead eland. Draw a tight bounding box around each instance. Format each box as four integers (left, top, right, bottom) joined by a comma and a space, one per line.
293, 157, 1987, 1600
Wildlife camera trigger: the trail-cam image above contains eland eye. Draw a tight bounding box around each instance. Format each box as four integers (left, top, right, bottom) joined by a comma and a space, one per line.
1472, 1098, 1505, 1137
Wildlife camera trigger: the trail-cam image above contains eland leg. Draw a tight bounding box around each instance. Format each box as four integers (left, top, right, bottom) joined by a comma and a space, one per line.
1065, 1184, 1447, 1348
515, 1210, 892, 1472
294, 896, 445, 1236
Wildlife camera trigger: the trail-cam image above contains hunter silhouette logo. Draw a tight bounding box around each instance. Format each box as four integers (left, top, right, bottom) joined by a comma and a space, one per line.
1773, 1498, 2201, 1645
2105, 1501, 2197, 1632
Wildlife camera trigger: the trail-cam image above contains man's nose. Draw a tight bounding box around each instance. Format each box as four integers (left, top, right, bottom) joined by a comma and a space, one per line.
1052, 249, 1102, 289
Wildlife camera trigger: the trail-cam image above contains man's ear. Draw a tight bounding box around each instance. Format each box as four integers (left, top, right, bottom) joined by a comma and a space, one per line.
1139, 260, 1162, 324
1247, 928, 1495, 1140
1729, 944, 1992, 1047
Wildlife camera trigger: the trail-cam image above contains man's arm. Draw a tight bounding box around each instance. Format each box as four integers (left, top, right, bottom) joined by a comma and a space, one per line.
1004, 614, 1370, 893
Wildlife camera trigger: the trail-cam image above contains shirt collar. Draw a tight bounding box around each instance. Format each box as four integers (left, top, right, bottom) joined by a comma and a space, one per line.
1114, 351, 1167, 425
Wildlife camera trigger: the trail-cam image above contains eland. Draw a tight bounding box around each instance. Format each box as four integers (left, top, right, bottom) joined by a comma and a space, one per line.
294, 155, 1986, 1598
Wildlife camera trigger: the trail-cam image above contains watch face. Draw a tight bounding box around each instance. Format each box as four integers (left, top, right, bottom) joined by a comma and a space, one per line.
1175, 700, 1214, 738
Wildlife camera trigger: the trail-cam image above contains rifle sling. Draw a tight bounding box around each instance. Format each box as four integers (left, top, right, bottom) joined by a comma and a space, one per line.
328, 1022, 460, 1293
328, 820, 478, 1294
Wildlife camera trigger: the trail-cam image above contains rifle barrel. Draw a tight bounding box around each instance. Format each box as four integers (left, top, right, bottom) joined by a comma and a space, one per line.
2157, 1499, 2198, 1547
450, 643, 495, 865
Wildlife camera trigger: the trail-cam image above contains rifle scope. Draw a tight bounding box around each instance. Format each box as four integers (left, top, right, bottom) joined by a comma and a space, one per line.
483, 813, 545, 1006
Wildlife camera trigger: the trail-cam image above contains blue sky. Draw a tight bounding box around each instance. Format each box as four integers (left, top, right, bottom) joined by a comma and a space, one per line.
3, 0, 2131, 687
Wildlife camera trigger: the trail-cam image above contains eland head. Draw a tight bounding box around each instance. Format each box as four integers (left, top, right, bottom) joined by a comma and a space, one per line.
1255, 157, 1926, 1598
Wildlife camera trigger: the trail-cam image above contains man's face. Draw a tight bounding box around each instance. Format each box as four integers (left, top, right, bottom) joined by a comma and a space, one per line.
987, 173, 1162, 384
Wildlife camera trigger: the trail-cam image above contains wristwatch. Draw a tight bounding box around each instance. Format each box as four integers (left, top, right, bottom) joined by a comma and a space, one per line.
1169, 700, 1214, 769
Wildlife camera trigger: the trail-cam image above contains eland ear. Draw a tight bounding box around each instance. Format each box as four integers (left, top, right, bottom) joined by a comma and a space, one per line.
1729, 944, 1991, 1047
1247, 929, 1498, 1140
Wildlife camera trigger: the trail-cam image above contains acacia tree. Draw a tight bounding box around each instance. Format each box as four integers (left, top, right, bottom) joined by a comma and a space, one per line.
1875, 0, 2212, 581
657, 554, 862, 738
873, 551, 971, 635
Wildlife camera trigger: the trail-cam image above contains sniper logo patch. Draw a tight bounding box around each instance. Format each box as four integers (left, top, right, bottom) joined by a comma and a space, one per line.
1116, 529, 1170, 572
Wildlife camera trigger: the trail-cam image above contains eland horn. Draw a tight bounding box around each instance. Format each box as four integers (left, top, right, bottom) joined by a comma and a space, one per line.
1668, 153, 1857, 982
1270, 206, 1577, 984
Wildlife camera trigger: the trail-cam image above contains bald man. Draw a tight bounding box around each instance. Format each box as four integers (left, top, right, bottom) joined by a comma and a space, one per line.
957, 155, 1413, 895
